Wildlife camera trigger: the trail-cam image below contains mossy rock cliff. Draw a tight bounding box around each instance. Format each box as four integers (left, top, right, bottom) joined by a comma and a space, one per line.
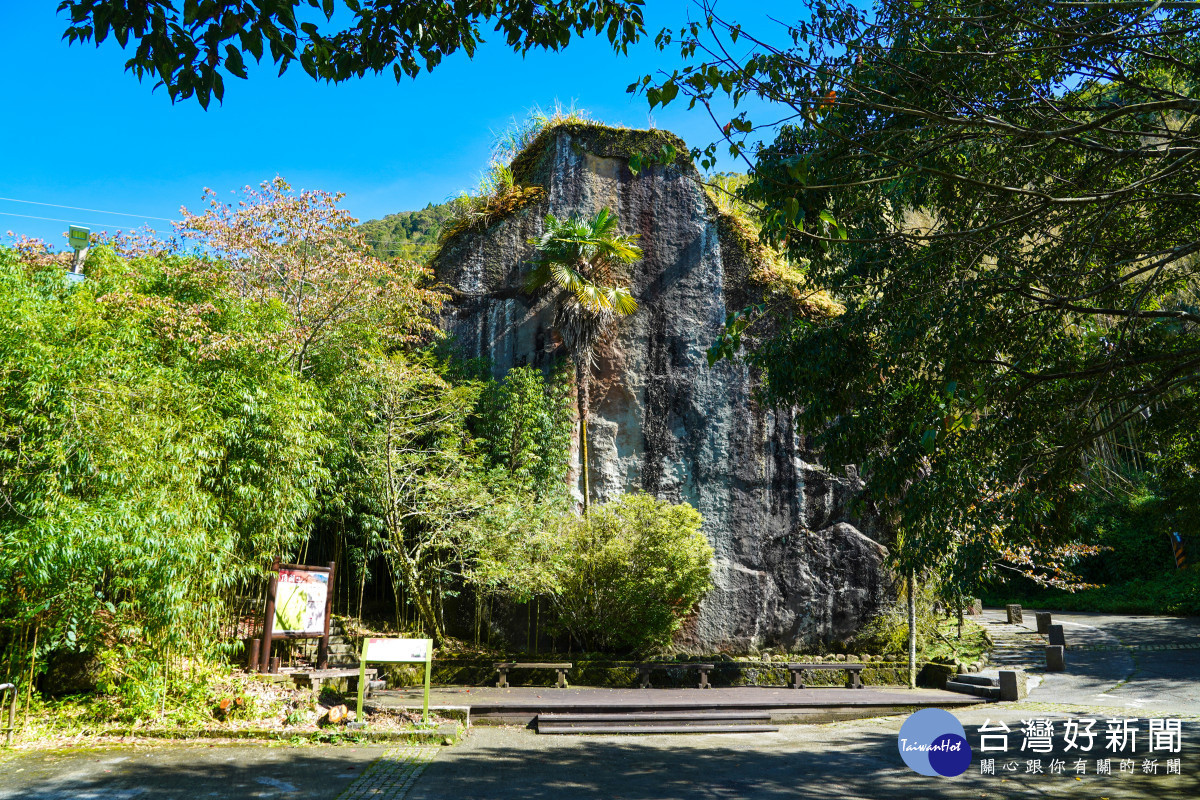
432, 122, 888, 652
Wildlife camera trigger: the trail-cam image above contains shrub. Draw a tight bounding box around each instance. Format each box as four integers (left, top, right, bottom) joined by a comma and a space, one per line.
983, 568, 1200, 616
551, 493, 713, 653
851, 577, 941, 655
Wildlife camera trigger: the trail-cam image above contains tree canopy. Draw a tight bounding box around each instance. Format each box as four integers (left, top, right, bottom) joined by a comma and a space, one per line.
639, 0, 1200, 587
59, 0, 647, 107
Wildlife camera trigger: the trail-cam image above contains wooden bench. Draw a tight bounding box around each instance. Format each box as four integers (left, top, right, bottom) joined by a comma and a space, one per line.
786, 662, 865, 689
494, 662, 572, 689
636, 662, 716, 689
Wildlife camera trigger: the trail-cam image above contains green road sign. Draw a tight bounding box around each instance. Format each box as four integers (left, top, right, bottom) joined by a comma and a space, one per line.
68, 226, 90, 249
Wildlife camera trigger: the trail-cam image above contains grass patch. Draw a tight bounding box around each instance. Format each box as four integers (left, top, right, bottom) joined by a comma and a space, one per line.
922, 617, 992, 665
983, 569, 1200, 616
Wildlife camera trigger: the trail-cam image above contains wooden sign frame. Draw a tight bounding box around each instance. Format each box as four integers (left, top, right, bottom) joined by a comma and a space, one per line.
259, 560, 336, 673
355, 637, 432, 724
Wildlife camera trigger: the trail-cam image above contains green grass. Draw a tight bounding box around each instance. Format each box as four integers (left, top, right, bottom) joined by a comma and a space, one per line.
921, 617, 992, 665
983, 569, 1200, 616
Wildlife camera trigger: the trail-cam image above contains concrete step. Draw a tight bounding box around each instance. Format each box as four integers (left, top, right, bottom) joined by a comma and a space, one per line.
945, 680, 1001, 699
538, 724, 780, 735
955, 674, 999, 687
536, 711, 778, 734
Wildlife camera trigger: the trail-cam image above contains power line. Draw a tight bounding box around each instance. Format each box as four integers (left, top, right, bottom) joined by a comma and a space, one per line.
0, 196, 440, 250
0, 210, 164, 229
0, 196, 175, 222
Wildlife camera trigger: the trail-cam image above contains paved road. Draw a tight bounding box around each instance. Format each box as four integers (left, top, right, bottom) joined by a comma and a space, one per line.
7, 712, 1192, 800
0, 743, 388, 800
406, 712, 1198, 800
978, 610, 1200, 714
3, 611, 1198, 799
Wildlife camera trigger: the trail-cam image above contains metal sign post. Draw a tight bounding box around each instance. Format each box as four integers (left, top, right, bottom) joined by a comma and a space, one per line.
67, 225, 89, 280
1170, 531, 1187, 569
356, 638, 432, 725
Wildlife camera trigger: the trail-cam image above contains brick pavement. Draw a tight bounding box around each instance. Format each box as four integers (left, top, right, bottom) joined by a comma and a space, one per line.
336, 747, 439, 800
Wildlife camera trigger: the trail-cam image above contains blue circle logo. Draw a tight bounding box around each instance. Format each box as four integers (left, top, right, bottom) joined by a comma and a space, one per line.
897, 708, 972, 777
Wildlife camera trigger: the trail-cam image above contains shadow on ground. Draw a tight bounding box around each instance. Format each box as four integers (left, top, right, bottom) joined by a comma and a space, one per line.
0, 743, 385, 800
408, 724, 1200, 800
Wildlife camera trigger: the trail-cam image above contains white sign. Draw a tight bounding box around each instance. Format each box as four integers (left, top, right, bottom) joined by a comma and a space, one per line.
364, 637, 431, 663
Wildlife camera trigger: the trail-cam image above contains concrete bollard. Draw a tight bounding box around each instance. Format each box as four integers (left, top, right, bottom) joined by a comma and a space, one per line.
1046, 645, 1066, 671
1006, 604, 1024, 624
969, 598, 983, 615
1035, 612, 1052, 634
999, 669, 1027, 701
1048, 624, 1066, 647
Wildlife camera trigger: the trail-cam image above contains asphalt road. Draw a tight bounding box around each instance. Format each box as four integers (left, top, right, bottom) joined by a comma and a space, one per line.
1013, 611, 1200, 714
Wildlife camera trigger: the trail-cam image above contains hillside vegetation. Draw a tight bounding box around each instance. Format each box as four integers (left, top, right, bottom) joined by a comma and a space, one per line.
359, 202, 454, 262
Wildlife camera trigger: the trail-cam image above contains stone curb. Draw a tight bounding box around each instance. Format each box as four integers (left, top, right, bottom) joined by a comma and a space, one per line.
81, 722, 462, 745
1067, 643, 1200, 652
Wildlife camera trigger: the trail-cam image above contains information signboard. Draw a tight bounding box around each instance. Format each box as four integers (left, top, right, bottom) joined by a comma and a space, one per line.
257, 561, 335, 674
273, 568, 329, 635
356, 638, 433, 724
68, 226, 89, 249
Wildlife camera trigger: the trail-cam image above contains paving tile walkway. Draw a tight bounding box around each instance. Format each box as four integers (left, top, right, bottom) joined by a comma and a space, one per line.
336, 747, 438, 800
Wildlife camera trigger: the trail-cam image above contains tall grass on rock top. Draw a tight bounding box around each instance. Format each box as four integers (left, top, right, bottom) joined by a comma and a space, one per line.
552, 493, 713, 653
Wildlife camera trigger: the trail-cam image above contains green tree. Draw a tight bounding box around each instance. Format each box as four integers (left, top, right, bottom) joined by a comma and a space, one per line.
359, 202, 456, 263
526, 208, 641, 511
0, 243, 328, 698
59, 0, 647, 108
550, 493, 712, 653
472, 362, 574, 500
332, 354, 488, 645
640, 0, 1200, 591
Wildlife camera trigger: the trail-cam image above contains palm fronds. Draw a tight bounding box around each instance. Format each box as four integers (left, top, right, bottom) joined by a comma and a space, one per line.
526, 209, 642, 315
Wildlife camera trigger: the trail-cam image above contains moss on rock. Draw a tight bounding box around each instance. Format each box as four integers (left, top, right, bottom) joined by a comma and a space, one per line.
510, 120, 690, 187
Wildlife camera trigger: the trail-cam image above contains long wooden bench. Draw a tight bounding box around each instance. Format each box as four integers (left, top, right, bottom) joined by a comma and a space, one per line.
786, 662, 865, 689
636, 662, 716, 689
494, 662, 572, 689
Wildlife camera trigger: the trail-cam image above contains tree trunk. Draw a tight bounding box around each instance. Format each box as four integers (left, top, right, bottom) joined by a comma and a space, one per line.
358, 567, 367, 620
577, 361, 591, 513
907, 569, 917, 690
393, 553, 443, 647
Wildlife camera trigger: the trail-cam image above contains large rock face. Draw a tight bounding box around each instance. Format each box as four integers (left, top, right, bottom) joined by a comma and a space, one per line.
433, 123, 889, 651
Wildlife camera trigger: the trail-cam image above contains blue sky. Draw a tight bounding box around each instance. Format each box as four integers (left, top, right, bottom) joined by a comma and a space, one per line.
0, 2, 798, 249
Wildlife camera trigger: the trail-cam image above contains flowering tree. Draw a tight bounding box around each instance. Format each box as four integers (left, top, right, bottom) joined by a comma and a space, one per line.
178, 177, 442, 376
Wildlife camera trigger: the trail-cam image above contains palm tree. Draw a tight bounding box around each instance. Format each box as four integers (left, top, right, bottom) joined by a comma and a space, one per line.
526, 207, 642, 512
